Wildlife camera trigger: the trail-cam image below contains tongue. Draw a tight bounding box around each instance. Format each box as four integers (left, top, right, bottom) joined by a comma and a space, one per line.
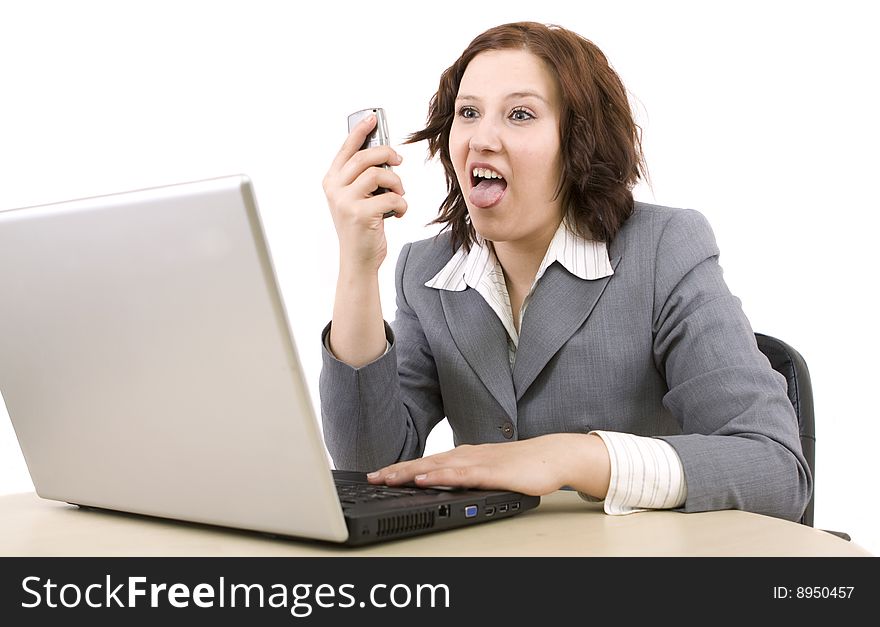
469, 179, 507, 208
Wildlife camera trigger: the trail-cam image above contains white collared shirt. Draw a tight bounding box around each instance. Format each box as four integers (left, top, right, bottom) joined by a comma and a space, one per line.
425, 217, 615, 363
425, 219, 687, 515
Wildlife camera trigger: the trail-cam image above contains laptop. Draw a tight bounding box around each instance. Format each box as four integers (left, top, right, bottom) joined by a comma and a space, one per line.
0, 175, 540, 546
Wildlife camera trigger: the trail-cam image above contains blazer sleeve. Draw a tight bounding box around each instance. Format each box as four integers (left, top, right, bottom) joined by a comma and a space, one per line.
651, 209, 813, 521
319, 243, 445, 471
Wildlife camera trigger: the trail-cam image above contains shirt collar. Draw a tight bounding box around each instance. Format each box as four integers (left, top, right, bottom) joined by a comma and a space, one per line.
425, 219, 614, 292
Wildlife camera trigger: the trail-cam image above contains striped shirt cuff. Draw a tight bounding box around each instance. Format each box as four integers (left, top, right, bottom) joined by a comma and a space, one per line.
578, 431, 687, 515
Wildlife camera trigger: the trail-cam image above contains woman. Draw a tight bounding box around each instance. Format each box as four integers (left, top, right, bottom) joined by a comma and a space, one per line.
319, 22, 811, 521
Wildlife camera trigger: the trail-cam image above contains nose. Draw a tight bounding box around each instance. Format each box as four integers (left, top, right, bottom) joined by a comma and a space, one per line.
468, 118, 502, 153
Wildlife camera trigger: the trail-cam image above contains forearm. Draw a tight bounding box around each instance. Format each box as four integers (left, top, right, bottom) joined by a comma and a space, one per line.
329, 264, 387, 368
320, 319, 444, 471
555, 433, 611, 499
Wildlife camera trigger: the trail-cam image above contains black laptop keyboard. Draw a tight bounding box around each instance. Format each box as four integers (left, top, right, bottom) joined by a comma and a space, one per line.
335, 481, 439, 506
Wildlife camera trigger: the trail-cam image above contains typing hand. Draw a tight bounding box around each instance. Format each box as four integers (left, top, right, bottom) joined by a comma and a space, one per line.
366, 433, 611, 498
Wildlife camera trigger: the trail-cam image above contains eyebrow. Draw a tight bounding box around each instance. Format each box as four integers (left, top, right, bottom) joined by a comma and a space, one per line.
455, 91, 549, 104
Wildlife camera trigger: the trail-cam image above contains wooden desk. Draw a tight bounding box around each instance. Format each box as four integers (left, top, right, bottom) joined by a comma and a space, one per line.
0, 491, 870, 557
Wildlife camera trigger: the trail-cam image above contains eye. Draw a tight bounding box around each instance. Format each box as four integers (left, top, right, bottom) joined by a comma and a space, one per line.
458, 106, 479, 119
510, 107, 535, 122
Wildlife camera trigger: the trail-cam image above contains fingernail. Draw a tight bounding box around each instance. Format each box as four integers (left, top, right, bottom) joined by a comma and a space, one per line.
366, 471, 379, 478
364, 114, 375, 125
395, 153, 403, 163
415, 474, 427, 481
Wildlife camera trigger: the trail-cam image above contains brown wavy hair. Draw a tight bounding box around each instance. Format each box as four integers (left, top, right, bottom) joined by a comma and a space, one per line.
405, 22, 648, 252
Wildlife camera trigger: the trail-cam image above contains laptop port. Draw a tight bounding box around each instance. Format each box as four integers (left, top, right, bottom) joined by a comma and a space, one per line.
438, 504, 450, 518
498, 504, 509, 513
484, 506, 496, 516
464, 505, 478, 518
511, 502, 520, 511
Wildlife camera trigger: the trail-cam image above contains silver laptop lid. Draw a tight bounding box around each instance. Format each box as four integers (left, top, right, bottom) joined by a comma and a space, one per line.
0, 175, 349, 543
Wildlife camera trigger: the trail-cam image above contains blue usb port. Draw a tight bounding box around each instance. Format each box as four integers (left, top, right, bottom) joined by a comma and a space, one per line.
464, 505, 478, 518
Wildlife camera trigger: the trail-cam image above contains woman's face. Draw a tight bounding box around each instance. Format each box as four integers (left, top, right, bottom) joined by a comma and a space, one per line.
449, 49, 565, 247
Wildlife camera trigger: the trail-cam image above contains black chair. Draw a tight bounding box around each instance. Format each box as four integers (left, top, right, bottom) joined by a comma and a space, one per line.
755, 333, 850, 540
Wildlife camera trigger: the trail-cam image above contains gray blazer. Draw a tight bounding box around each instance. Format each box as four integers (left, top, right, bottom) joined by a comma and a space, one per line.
320, 202, 812, 522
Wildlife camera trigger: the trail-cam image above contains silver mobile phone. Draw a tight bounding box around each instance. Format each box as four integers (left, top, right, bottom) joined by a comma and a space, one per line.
347, 107, 395, 218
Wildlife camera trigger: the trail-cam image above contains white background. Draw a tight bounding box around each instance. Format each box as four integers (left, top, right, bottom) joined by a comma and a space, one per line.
1, 0, 877, 554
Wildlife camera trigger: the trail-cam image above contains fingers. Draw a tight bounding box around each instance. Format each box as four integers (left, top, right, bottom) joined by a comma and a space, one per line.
362, 192, 407, 219
339, 147, 403, 188
352, 165, 405, 198
330, 114, 403, 186
371, 464, 490, 490
324, 164, 406, 223
330, 113, 378, 173
412, 466, 493, 490
367, 457, 437, 485
368, 446, 482, 487
323, 115, 405, 228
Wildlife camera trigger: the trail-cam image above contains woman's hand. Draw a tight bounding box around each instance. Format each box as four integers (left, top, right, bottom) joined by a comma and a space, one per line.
367, 433, 612, 498
322, 113, 407, 274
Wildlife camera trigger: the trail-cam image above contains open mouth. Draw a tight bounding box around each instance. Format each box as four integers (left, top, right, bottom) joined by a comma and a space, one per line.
469, 166, 508, 209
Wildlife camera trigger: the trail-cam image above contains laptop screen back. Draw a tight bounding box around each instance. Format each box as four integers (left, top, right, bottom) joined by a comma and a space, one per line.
0, 175, 349, 542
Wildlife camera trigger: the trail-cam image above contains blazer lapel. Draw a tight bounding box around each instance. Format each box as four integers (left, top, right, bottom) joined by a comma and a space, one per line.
512, 255, 621, 401
440, 289, 517, 421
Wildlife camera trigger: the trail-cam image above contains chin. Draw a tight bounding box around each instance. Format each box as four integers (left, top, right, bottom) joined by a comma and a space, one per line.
467, 200, 525, 243
470, 221, 511, 244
